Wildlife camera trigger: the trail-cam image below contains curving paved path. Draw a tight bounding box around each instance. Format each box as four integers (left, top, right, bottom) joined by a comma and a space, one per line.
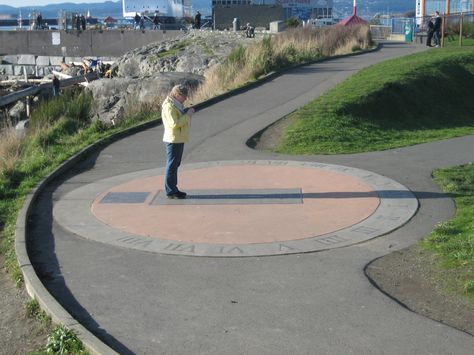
28, 42, 474, 354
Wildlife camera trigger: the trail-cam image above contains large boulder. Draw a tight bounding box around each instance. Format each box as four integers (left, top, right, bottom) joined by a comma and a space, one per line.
8, 100, 26, 121
87, 72, 203, 125
114, 30, 252, 78
91, 30, 254, 124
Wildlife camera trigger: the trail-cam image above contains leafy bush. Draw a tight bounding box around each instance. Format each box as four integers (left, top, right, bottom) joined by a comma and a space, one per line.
284, 17, 300, 28
46, 325, 87, 354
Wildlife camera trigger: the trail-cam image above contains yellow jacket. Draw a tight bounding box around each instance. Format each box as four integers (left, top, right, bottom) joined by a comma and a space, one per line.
161, 96, 190, 143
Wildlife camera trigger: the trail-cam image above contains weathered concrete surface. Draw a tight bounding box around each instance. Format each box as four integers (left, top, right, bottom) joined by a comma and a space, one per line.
0, 29, 183, 57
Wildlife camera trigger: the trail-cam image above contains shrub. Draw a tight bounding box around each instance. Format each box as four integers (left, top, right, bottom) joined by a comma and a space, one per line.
285, 17, 300, 28
465, 280, 474, 294
46, 325, 87, 354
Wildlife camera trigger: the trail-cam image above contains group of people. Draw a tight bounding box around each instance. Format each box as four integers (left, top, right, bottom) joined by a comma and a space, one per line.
72, 14, 87, 31
244, 23, 255, 38
134, 13, 146, 30
426, 11, 442, 47
133, 12, 163, 30
81, 58, 114, 77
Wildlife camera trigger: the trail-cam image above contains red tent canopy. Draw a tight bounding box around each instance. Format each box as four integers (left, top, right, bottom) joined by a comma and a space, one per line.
338, 14, 368, 26
104, 16, 117, 23
338, 0, 369, 26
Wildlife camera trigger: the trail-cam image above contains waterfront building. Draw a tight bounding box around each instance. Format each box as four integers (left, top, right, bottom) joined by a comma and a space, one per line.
211, 0, 333, 20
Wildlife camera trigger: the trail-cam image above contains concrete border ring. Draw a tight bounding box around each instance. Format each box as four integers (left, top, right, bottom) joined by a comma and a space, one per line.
54, 160, 418, 257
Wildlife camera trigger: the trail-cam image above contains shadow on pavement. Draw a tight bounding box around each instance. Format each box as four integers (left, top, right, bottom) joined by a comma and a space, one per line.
27, 150, 134, 355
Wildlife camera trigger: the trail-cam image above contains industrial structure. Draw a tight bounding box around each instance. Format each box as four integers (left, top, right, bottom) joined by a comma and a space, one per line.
211, 0, 333, 20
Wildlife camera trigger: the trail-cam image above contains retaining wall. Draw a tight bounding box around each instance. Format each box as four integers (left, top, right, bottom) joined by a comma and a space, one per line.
0, 29, 183, 57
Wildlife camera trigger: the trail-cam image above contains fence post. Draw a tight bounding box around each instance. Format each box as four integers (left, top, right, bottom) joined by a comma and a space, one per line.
24, 66, 30, 117
441, 14, 446, 47
459, 12, 464, 46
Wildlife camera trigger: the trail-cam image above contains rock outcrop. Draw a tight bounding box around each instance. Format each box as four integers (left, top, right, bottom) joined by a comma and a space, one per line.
88, 30, 253, 124
87, 72, 202, 125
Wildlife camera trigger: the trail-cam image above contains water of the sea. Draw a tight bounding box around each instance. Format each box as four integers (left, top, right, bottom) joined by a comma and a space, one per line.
0, 26, 21, 31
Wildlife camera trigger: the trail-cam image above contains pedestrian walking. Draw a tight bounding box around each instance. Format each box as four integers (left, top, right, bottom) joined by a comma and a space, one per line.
194, 11, 201, 29
52, 75, 60, 96
153, 13, 160, 30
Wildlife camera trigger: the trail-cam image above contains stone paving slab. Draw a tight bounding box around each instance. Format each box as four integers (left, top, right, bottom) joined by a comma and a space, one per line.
150, 188, 303, 205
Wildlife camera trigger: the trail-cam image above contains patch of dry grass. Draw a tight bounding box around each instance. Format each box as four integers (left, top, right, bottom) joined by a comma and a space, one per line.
190, 25, 371, 104
0, 127, 23, 178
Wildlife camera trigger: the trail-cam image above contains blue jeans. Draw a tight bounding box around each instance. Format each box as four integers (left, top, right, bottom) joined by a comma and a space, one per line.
164, 142, 184, 195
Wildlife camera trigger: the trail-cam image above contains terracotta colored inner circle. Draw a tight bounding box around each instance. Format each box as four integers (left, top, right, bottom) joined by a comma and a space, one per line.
91, 165, 380, 244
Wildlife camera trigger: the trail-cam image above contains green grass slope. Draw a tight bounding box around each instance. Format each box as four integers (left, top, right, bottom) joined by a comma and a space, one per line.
422, 163, 474, 302
278, 46, 474, 154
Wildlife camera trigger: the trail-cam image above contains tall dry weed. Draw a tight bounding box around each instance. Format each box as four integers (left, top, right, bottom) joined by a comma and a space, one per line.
190, 25, 371, 105
0, 128, 23, 178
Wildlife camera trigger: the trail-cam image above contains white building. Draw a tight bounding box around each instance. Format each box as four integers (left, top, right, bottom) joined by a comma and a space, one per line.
122, 0, 192, 17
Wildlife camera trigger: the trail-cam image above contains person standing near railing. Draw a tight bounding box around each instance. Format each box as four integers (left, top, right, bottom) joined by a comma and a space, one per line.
432, 11, 442, 47
426, 16, 434, 47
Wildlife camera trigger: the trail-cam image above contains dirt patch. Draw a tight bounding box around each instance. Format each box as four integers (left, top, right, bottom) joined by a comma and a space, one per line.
249, 115, 294, 151
366, 244, 474, 335
0, 256, 48, 355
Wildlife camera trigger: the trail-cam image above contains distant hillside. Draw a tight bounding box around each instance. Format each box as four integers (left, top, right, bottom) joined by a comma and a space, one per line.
0, 1, 123, 20
0, 5, 16, 13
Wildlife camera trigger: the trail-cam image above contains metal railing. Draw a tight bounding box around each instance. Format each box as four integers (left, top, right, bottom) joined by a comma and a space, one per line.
370, 11, 474, 46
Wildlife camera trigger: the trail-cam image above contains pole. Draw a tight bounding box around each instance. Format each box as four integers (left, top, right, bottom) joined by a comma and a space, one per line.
24, 66, 30, 117
459, 12, 463, 46
441, 14, 445, 47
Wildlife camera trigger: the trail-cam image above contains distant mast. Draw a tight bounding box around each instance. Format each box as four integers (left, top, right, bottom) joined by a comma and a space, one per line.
353, 0, 357, 15
18, 10, 22, 29
87, 10, 91, 18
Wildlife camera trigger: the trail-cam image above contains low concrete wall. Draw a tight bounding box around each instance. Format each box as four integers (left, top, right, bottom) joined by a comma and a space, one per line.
0, 29, 184, 57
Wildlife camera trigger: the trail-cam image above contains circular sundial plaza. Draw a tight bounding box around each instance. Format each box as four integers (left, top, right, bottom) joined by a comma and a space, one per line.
54, 160, 418, 257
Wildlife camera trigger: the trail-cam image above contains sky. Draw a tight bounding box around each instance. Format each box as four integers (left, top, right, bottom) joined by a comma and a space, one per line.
0, 0, 113, 6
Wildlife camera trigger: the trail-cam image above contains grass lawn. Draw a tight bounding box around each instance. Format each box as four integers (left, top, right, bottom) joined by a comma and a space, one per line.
422, 163, 474, 302
0, 91, 156, 285
277, 46, 474, 154
443, 35, 474, 47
